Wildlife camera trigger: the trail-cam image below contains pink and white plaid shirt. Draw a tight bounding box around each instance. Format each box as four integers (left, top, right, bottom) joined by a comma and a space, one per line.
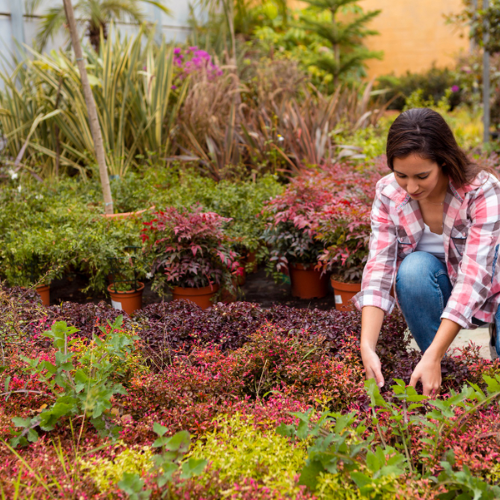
353, 171, 500, 329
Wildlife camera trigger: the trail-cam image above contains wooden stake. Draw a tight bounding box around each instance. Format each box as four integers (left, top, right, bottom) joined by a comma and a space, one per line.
62, 0, 114, 214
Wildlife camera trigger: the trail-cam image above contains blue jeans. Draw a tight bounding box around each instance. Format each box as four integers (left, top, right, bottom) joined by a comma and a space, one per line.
396, 251, 500, 355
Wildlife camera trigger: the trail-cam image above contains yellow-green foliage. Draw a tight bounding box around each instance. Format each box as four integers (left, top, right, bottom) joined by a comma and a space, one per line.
79, 442, 153, 492
338, 116, 394, 161
486, 462, 500, 484
189, 414, 307, 496
315, 472, 360, 499
316, 471, 400, 500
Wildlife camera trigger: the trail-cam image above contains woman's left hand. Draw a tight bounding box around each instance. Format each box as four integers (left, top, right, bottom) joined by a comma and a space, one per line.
409, 352, 442, 396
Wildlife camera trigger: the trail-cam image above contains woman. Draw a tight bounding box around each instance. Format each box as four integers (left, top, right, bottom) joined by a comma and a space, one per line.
353, 107, 500, 396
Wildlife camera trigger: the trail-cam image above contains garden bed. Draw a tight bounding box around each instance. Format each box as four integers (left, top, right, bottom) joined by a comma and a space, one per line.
0, 288, 499, 499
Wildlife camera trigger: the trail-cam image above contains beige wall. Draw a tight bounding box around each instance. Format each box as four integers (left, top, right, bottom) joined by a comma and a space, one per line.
290, 0, 470, 78
362, 0, 469, 78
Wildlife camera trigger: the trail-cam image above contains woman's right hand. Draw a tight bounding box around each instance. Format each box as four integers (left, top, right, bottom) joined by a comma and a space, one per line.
360, 306, 386, 388
360, 346, 385, 388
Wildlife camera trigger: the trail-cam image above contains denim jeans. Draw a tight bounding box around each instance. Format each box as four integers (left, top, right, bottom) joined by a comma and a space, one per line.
395, 251, 500, 355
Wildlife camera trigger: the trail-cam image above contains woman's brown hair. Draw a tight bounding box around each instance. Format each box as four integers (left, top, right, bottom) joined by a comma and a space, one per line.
386, 108, 490, 187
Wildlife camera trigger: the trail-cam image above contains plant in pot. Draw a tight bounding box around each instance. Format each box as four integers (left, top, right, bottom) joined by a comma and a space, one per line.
106, 246, 147, 316
78, 216, 145, 297
0, 226, 70, 306
260, 181, 334, 299
315, 196, 371, 311
141, 206, 243, 309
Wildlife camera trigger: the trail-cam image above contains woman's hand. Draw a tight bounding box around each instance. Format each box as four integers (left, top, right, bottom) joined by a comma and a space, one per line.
409, 352, 442, 396
361, 346, 385, 388
409, 319, 461, 396
360, 306, 386, 388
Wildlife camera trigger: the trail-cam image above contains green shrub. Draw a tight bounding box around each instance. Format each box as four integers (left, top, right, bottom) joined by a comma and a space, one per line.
376, 65, 461, 111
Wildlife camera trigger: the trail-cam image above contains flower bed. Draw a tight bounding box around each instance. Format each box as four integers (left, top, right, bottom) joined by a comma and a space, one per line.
0, 288, 499, 498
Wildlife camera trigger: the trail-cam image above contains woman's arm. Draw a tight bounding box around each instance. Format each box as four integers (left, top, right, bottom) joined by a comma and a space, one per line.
360, 305, 385, 387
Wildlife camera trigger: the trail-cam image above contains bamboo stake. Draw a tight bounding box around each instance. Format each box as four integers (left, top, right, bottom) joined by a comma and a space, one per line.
62, 0, 114, 214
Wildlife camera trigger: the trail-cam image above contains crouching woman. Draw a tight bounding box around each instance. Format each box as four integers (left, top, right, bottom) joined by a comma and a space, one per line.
353, 107, 500, 395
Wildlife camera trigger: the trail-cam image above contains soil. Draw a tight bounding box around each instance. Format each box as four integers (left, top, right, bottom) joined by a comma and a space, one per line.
48, 266, 338, 311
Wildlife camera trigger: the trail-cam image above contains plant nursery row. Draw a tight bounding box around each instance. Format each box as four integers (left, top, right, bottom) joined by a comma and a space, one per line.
0, 158, 388, 313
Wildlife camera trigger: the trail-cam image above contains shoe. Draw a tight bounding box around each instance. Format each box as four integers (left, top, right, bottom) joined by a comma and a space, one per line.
489, 323, 499, 361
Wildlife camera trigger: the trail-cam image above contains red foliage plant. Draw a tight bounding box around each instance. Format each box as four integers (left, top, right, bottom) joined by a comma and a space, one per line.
141, 206, 243, 293
261, 162, 383, 278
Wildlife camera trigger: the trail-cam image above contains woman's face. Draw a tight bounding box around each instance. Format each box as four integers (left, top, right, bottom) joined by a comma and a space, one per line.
392, 154, 448, 201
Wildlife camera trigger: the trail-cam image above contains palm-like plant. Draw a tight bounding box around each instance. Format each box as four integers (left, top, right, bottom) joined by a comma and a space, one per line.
26, 0, 171, 51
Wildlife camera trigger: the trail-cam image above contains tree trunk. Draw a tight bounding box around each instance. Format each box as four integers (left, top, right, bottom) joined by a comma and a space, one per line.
62, 0, 114, 214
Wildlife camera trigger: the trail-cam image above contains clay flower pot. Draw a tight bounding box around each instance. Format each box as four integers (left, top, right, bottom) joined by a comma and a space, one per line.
330, 277, 361, 312
290, 264, 328, 299
108, 282, 145, 316
172, 284, 219, 310
36, 284, 50, 306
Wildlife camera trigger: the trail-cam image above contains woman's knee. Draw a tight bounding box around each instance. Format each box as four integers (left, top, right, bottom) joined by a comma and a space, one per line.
396, 252, 446, 295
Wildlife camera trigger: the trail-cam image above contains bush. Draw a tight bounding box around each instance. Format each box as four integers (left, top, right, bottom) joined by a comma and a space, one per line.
142, 206, 243, 296
376, 66, 462, 111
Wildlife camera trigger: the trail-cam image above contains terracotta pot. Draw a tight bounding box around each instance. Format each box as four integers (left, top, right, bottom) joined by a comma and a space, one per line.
102, 205, 155, 220
290, 264, 328, 299
108, 282, 145, 316
36, 284, 50, 306
330, 277, 361, 312
172, 284, 219, 310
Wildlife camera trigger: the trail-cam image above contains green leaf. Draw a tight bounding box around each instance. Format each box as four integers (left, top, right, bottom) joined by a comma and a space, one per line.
180, 458, 207, 479
156, 462, 178, 486
153, 422, 168, 437
298, 460, 325, 490
276, 422, 296, 438
117, 472, 151, 499
164, 430, 190, 453
12, 417, 33, 428
27, 428, 39, 443
4, 376, 11, 393
350, 471, 372, 489
365, 378, 387, 408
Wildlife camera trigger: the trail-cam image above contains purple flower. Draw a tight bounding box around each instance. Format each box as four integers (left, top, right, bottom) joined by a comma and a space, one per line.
174, 47, 181, 54
451, 85, 460, 92
171, 85, 177, 90
194, 50, 210, 60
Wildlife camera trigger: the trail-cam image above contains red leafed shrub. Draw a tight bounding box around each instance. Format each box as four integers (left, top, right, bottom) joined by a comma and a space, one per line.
261, 181, 335, 273
141, 206, 243, 295
314, 197, 372, 283
260, 162, 384, 279
232, 324, 365, 409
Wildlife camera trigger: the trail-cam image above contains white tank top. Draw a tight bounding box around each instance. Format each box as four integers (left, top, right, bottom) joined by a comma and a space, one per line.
415, 223, 445, 262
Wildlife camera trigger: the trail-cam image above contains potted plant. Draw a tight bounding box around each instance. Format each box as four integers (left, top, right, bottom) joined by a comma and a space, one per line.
105, 244, 148, 315
315, 197, 371, 311
141, 206, 243, 309
0, 226, 73, 306
260, 180, 334, 299
77, 215, 146, 296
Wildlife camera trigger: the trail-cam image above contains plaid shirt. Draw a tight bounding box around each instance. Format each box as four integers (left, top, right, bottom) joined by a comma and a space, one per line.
353, 171, 500, 329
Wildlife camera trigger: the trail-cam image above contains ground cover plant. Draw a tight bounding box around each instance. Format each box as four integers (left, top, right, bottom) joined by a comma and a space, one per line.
0, 288, 499, 499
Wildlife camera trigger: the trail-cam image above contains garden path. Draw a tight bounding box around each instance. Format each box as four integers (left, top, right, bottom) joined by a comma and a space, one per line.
408, 327, 491, 360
